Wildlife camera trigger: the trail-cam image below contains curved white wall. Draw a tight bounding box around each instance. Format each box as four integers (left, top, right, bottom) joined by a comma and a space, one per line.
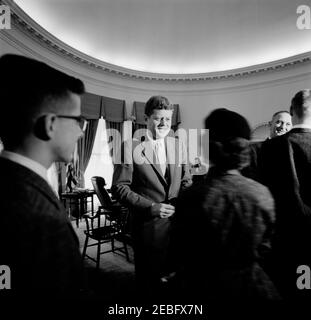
1, 26, 311, 131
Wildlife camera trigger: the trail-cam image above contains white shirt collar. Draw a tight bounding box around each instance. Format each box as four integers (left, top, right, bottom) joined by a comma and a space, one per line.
0, 150, 48, 182
146, 131, 165, 148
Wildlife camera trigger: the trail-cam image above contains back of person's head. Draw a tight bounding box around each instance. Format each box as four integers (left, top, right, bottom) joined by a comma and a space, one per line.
204, 108, 251, 170
145, 95, 173, 117
290, 89, 311, 120
0, 54, 85, 149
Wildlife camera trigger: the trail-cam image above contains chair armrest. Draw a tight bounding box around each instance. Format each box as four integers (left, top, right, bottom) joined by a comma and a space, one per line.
83, 207, 113, 220
97, 206, 113, 214
97, 206, 117, 221
83, 212, 98, 220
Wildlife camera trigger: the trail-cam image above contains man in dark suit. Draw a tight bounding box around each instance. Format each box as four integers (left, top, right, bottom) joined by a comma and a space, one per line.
112, 96, 191, 300
0, 54, 86, 298
243, 110, 292, 181
260, 90, 311, 300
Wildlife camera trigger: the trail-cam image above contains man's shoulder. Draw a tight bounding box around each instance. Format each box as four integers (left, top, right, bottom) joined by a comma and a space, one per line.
260, 135, 286, 152
287, 128, 311, 144
238, 175, 271, 194
0, 159, 60, 213
1, 179, 57, 210
227, 175, 274, 209
249, 140, 265, 158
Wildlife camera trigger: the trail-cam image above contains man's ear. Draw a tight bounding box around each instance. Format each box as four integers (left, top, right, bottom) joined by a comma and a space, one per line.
33, 114, 55, 140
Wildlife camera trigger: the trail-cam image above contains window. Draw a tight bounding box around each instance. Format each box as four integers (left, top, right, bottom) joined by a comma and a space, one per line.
84, 118, 114, 189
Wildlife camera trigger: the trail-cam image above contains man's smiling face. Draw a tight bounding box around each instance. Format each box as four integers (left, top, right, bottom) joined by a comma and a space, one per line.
146, 109, 173, 140
270, 112, 292, 138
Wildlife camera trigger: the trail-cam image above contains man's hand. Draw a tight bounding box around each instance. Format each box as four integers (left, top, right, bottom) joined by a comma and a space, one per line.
150, 203, 175, 218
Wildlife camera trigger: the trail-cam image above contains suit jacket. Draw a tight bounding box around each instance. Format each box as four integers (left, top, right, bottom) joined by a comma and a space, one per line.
112, 135, 191, 217
0, 158, 84, 296
259, 128, 311, 297
111, 135, 191, 277
260, 128, 311, 234
241, 140, 265, 181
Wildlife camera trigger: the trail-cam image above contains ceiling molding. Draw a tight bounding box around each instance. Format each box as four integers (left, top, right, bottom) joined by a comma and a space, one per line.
4, 0, 311, 83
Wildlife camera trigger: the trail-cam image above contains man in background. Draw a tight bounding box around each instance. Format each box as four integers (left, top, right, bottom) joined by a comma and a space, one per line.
243, 110, 292, 181
0, 54, 86, 297
269, 111, 292, 138
260, 90, 311, 300
112, 95, 191, 301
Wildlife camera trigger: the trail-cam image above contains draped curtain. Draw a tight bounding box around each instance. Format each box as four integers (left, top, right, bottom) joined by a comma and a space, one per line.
171, 104, 181, 132
101, 96, 127, 164
132, 101, 147, 132
73, 92, 101, 188
105, 121, 123, 163
54, 162, 66, 196
76, 119, 99, 187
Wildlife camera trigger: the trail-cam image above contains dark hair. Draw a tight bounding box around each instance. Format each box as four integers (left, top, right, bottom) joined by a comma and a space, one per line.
209, 138, 250, 170
145, 95, 173, 117
205, 108, 251, 141
205, 108, 251, 170
0, 54, 85, 149
290, 89, 311, 118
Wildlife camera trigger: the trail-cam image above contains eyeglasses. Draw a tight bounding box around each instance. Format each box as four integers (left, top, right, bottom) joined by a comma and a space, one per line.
56, 115, 88, 131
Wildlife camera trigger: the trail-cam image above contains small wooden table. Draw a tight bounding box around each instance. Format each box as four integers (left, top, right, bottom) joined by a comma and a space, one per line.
61, 189, 95, 227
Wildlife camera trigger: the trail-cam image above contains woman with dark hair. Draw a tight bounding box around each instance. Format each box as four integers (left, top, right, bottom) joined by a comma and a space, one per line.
174, 108, 280, 302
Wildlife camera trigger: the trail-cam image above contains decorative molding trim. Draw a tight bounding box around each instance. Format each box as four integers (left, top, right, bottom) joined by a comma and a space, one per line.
4, 0, 311, 83
251, 122, 270, 141
252, 122, 270, 131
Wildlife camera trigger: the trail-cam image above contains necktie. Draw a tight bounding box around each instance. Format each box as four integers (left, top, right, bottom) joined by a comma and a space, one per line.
154, 141, 166, 176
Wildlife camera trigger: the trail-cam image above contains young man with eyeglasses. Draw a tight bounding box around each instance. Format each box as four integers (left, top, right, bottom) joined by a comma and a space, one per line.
0, 54, 86, 299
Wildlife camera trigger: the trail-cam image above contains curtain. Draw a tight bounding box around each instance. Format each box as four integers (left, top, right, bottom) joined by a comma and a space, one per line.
106, 121, 123, 164
54, 162, 67, 195
101, 96, 127, 122
81, 92, 102, 119
133, 122, 146, 132
171, 104, 181, 132
101, 96, 127, 164
56, 92, 102, 192
84, 118, 114, 191
76, 119, 99, 187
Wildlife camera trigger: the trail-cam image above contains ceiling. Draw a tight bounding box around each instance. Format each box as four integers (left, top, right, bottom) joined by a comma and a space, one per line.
14, 0, 311, 74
